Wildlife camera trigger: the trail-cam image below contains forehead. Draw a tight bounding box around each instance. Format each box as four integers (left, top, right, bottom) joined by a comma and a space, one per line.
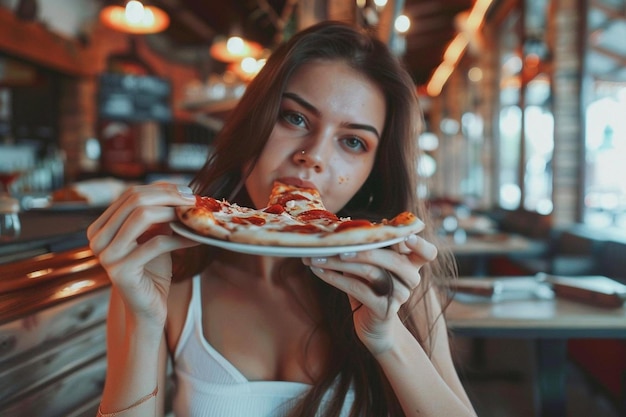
284, 60, 386, 131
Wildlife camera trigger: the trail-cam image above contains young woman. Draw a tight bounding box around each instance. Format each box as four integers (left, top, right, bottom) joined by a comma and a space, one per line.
88, 21, 476, 417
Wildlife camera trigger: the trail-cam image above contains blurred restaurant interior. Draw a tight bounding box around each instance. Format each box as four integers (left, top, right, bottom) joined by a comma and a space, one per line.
0, 0, 625, 416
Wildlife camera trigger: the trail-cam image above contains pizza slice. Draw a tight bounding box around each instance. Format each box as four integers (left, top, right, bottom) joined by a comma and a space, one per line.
175, 180, 424, 247
265, 181, 340, 231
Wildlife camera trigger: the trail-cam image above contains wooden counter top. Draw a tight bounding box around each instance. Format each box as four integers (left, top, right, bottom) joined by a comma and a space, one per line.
0, 209, 102, 264
0, 245, 110, 324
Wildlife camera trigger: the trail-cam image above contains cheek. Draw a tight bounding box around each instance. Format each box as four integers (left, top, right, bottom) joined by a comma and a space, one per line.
337, 176, 349, 185
327, 160, 373, 208
334, 156, 374, 186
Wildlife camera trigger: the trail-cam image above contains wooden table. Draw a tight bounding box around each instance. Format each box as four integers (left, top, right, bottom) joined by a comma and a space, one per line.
445, 277, 626, 417
439, 233, 547, 275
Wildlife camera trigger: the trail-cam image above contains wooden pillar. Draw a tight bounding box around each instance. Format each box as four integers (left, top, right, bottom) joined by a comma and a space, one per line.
551, 0, 584, 226
326, 0, 357, 23
296, 0, 328, 29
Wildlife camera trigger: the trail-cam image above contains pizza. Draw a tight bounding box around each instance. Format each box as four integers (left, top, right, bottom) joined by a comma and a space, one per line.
174, 181, 424, 247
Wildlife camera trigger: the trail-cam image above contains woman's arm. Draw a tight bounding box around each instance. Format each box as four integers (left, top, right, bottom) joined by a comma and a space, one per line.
374, 286, 476, 417
303, 234, 477, 417
98, 287, 169, 417
87, 183, 198, 416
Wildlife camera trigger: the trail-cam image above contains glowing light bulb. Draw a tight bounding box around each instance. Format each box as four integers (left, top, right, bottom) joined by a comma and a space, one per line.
226, 37, 245, 55
240, 57, 258, 74
125, 1, 145, 24
142, 8, 155, 26
394, 15, 411, 33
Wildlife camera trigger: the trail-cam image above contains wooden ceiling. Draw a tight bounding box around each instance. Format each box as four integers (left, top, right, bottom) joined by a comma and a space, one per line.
143, 0, 475, 87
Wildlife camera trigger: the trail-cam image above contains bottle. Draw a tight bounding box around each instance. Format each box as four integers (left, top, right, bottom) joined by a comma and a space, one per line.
0, 195, 21, 241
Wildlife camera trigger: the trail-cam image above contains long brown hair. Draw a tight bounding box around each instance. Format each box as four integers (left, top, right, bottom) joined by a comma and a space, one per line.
174, 21, 455, 417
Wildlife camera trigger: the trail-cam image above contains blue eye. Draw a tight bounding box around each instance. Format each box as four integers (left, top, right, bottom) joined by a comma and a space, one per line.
282, 111, 307, 128
342, 136, 367, 152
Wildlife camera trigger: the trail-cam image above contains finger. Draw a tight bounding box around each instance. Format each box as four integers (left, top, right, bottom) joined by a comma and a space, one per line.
103, 234, 197, 288
89, 182, 195, 239
306, 254, 414, 301
308, 266, 401, 316
338, 250, 421, 291
403, 234, 438, 261
87, 183, 195, 242
88, 184, 195, 254
95, 206, 178, 264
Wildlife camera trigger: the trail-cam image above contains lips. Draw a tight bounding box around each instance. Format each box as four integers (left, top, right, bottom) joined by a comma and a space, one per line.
276, 177, 318, 190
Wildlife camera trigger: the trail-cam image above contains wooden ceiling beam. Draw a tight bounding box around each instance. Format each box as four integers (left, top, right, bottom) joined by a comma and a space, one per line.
590, 0, 626, 23
591, 44, 626, 67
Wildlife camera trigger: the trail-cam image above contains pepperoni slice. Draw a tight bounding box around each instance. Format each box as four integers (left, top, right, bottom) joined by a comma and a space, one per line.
196, 196, 221, 211
386, 212, 417, 226
264, 204, 285, 214
232, 216, 266, 226
281, 224, 325, 233
296, 209, 339, 222
334, 219, 374, 232
276, 193, 310, 206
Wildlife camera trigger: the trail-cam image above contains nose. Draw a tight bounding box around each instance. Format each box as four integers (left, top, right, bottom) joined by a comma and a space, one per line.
293, 140, 329, 173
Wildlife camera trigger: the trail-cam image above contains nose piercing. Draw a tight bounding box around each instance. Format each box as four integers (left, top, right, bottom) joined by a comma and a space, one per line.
300, 150, 306, 155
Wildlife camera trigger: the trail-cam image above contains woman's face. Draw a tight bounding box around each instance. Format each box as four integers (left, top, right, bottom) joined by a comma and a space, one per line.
245, 60, 386, 212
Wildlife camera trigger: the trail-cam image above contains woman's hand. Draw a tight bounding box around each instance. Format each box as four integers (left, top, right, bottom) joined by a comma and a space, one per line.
87, 183, 198, 332
302, 234, 438, 355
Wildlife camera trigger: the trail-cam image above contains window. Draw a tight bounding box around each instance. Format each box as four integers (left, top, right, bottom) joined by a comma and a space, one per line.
583, 0, 626, 228
497, 0, 554, 214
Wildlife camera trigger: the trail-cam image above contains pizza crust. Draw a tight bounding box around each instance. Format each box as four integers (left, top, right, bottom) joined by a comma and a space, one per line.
176, 206, 232, 240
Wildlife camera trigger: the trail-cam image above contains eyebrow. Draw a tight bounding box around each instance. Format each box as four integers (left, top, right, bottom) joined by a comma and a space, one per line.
282, 92, 381, 139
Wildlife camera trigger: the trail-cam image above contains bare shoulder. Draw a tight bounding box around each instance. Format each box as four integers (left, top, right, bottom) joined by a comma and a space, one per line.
165, 278, 193, 353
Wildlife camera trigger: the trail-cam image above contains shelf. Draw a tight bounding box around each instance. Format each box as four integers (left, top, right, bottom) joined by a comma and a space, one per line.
180, 97, 239, 114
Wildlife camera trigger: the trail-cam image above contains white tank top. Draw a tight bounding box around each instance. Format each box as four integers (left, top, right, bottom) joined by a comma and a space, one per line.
172, 275, 355, 417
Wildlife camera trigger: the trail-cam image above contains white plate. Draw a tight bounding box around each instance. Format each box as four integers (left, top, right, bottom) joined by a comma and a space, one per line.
170, 222, 406, 257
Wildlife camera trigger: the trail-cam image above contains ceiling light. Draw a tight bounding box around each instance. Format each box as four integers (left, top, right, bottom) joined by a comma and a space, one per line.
210, 36, 262, 63
100, 1, 170, 35
229, 57, 267, 81
426, 0, 494, 96
394, 15, 411, 33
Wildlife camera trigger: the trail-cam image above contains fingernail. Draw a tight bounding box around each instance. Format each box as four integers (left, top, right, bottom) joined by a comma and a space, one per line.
310, 266, 325, 275
311, 257, 327, 265
424, 244, 438, 260
405, 234, 418, 244
177, 185, 196, 200
340, 252, 357, 259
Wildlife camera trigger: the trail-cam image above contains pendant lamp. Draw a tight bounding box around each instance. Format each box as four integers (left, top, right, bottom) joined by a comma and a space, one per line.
100, 1, 170, 35
209, 36, 262, 63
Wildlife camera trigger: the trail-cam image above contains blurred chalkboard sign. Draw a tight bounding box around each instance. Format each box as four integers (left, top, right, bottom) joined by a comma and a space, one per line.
98, 73, 172, 122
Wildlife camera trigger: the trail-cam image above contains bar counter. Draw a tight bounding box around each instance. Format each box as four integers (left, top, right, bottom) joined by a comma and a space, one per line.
0, 208, 103, 264
0, 208, 111, 416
